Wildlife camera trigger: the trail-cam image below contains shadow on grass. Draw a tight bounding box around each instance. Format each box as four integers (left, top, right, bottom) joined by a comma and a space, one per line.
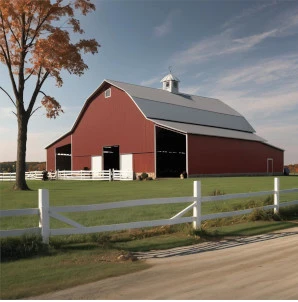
212, 221, 298, 236
134, 226, 298, 259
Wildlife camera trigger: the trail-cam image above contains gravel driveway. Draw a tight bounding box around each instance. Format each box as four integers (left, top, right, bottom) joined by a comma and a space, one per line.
30, 227, 298, 300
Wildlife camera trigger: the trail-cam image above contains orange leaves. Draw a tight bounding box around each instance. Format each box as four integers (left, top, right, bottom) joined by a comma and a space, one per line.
76, 39, 99, 55
41, 95, 63, 119
0, 0, 100, 119
74, 0, 96, 16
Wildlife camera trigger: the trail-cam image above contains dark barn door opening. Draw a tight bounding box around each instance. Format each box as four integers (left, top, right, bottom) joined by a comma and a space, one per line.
156, 127, 186, 178
56, 144, 71, 170
103, 145, 120, 170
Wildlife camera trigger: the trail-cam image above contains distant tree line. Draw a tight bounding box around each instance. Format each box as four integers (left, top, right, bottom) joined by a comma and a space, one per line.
288, 164, 298, 174
0, 162, 46, 173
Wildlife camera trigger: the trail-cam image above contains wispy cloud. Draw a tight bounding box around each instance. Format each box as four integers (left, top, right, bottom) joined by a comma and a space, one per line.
218, 54, 298, 87
153, 10, 179, 38
182, 85, 201, 95
140, 76, 161, 86
222, 1, 278, 29
171, 29, 277, 67
171, 6, 298, 68
199, 53, 298, 123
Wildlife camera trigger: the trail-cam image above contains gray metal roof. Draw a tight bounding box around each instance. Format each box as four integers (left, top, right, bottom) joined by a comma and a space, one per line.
106, 79, 255, 133
150, 119, 265, 142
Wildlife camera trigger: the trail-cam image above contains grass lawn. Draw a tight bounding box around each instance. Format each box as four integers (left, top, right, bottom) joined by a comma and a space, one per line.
1, 176, 298, 299
0, 247, 149, 299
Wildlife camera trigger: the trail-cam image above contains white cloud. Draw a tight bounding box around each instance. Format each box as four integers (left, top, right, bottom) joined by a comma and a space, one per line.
221, 1, 278, 29
172, 29, 277, 67
140, 76, 161, 86
153, 10, 179, 37
218, 54, 298, 87
171, 6, 298, 68
181, 85, 201, 95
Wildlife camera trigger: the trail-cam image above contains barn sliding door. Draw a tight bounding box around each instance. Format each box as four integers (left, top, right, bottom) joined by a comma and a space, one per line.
120, 154, 133, 171
155, 126, 186, 177
91, 156, 102, 171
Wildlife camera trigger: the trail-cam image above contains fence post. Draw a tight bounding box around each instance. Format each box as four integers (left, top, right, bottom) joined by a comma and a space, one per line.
274, 177, 280, 214
193, 181, 201, 230
38, 189, 50, 244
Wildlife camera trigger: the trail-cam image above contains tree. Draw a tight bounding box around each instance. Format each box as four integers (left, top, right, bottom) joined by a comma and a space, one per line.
0, 0, 100, 190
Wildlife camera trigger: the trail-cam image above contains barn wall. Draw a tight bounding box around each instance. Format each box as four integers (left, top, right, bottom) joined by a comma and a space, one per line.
71, 83, 155, 172
188, 134, 284, 175
133, 152, 155, 175
46, 134, 71, 171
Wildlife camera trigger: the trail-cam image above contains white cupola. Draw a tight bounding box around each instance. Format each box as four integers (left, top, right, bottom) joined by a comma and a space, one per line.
160, 73, 180, 94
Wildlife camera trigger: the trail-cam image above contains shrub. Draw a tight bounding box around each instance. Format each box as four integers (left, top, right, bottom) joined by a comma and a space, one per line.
140, 172, 148, 180
248, 208, 271, 221
0, 234, 48, 262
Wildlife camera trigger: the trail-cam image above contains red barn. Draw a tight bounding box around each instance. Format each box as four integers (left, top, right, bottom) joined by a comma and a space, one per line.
46, 74, 284, 177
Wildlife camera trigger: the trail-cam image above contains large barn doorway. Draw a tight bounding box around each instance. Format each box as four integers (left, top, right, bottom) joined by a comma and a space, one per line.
56, 144, 71, 170
156, 127, 186, 177
103, 145, 120, 170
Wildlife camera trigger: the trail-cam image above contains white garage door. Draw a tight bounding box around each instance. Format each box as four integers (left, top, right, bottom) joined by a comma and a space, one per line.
91, 156, 102, 171
120, 154, 133, 171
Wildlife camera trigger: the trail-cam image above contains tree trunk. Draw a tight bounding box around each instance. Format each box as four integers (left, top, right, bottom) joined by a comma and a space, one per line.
14, 114, 30, 190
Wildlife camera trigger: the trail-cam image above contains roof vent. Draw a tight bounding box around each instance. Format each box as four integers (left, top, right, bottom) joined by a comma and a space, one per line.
160, 72, 180, 94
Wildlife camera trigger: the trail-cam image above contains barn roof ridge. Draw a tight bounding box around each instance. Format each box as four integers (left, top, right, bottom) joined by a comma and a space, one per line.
105, 78, 227, 105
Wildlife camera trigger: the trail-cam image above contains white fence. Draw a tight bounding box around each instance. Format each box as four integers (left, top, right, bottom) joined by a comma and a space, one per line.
0, 169, 133, 181
0, 178, 297, 244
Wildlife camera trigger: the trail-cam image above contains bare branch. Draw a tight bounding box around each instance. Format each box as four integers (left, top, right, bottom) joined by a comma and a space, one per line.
24, 69, 35, 82
0, 12, 19, 100
27, 7, 54, 49
12, 111, 17, 117
0, 86, 16, 107
30, 106, 42, 117
5, 17, 21, 48
26, 69, 50, 116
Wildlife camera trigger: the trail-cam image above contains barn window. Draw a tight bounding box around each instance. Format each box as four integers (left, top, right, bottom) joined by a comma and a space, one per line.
165, 82, 169, 88
105, 88, 111, 98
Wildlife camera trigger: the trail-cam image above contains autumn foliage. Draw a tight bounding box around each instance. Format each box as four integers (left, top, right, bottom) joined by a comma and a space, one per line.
0, 0, 100, 189
0, 0, 99, 118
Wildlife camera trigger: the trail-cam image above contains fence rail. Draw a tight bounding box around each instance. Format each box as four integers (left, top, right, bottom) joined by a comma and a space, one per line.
0, 178, 297, 244
0, 169, 133, 181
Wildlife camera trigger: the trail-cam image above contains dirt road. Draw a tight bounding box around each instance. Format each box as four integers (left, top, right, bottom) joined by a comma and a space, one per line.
31, 227, 298, 300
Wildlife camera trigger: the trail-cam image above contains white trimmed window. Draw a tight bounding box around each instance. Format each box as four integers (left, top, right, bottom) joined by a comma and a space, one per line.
105, 88, 111, 98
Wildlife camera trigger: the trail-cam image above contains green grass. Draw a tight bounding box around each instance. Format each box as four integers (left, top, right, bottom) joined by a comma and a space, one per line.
0, 246, 149, 299
0, 176, 298, 299
205, 220, 298, 236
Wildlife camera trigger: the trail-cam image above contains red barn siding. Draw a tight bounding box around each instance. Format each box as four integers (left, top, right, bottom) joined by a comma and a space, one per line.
46, 134, 71, 171
71, 84, 155, 171
188, 134, 283, 175
133, 152, 155, 174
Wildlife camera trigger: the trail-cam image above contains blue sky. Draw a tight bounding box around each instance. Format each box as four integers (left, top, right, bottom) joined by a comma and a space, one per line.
1, 0, 298, 164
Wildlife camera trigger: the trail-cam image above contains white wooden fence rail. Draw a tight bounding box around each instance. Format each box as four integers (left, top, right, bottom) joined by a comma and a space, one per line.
0, 169, 133, 181
0, 178, 297, 244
